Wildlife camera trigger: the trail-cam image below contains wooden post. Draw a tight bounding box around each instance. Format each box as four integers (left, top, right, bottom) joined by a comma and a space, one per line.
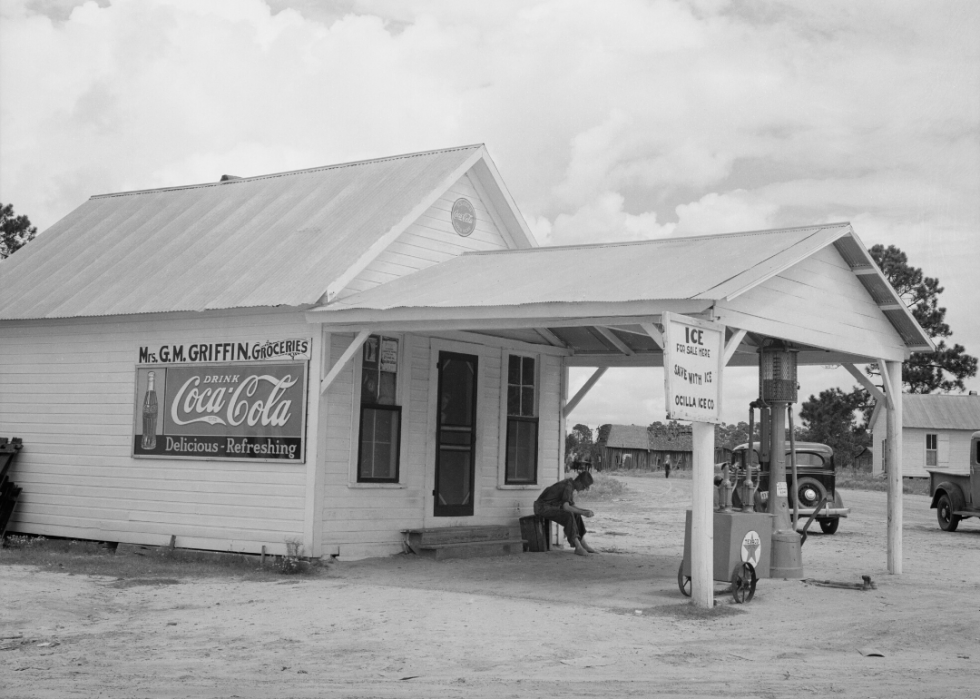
691, 421, 715, 608
884, 360, 903, 574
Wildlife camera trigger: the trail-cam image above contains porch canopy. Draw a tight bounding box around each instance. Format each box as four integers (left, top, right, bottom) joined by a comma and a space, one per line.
306, 223, 933, 581
308, 223, 929, 366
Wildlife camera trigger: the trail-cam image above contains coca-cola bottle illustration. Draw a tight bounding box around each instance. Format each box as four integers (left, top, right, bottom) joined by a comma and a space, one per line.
141, 371, 158, 450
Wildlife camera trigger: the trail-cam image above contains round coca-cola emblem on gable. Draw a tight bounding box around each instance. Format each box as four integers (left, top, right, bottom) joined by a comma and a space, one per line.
451, 198, 476, 237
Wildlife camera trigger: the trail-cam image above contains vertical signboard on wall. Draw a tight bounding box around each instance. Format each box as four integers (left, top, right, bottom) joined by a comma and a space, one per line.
133, 338, 311, 462
662, 313, 724, 424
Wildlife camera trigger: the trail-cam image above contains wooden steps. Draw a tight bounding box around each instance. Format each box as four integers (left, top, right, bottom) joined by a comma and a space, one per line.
403, 525, 525, 560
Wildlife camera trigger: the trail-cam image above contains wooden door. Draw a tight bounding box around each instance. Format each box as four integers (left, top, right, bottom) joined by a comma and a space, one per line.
433, 351, 478, 517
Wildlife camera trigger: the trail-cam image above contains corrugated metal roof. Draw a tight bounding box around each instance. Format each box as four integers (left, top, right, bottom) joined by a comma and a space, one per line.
903, 394, 980, 431
605, 425, 651, 449
604, 424, 694, 451
324, 224, 850, 311
315, 222, 932, 352
648, 433, 693, 451
0, 145, 484, 319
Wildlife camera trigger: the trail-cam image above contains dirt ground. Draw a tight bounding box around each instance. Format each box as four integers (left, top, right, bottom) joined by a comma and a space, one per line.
2, 474, 978, 699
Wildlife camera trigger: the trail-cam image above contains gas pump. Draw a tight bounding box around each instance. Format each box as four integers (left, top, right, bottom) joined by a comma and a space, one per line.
757, 339, 803, 578
678, 337, 804, 602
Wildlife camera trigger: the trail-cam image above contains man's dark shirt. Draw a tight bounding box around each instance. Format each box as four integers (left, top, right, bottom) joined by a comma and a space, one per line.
536, 479, 575, 511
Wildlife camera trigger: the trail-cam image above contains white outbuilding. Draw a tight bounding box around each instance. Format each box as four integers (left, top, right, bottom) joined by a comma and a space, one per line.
870, 393, 980, 477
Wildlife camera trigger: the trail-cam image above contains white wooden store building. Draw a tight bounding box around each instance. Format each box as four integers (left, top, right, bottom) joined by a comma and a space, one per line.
0, 145, 932, 564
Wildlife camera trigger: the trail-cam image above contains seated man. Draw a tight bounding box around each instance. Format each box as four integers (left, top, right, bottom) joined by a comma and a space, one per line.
533, 471, 597, 556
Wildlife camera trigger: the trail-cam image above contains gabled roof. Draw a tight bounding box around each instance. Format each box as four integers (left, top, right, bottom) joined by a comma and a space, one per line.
604, 425, 651, 450
603, 424, 694, 451
903, 394, 980, 431
309, 223, 932, 354
0, 145, 533, 320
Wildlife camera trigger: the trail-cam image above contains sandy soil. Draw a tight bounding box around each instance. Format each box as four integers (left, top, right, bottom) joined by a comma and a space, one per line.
2, 474, 978, 699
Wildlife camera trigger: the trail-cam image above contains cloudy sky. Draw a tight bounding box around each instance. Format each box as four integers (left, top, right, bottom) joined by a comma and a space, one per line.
3, 0, 978, 428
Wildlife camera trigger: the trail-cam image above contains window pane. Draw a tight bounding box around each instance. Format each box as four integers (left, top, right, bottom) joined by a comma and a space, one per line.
378, 371, 396, 405
794, 453, 823, 467
359, 407, 400, 481
506, 418, 538, 483
508, 385, 520, 416
926, 451, 937, 466
521, 387, 535, 417
508, 355, 521, 385
522, 356, 534, 384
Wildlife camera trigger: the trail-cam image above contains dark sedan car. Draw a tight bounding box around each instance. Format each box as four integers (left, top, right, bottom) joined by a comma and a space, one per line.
729, 441, 849, 534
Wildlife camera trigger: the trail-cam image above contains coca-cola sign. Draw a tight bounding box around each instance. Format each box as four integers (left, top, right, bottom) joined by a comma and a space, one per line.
133, 362, 308, 462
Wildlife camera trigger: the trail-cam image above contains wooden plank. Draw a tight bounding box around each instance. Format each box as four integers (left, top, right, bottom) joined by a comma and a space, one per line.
15, 503, 303, 533
714, 304, 906, 362
23, 492, 304, 517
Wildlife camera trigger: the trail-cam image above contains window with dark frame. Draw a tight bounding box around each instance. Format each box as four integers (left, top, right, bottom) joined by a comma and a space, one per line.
505, 354, 538, 484
925, 433, 938, 467
358, 335, 401, 483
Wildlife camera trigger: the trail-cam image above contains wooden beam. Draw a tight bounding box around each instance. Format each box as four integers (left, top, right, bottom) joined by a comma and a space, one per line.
877, 360, 896, 411
842, 363, 888, 405
563, 367, 607, 418
308, 314, 677, 333
853, 266, 878, 276
536, 327, 568, 348
320, 329, 370, 395
723, 329, 748, 366
594, 326, 634, 356
639, 322, 664, 349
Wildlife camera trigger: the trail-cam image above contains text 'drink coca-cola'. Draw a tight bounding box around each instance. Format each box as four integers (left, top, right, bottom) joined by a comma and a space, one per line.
132, 361, 308, 463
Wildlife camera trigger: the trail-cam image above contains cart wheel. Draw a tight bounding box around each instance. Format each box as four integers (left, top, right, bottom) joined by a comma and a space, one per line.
677, 562, 691, 597
731, 562, 757, 604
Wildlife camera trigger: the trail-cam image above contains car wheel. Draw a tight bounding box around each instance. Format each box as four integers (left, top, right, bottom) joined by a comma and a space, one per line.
937, 493, 961, 532
795, 476, 827, 510
677, 562, 691, 597
818, 517, 839, 535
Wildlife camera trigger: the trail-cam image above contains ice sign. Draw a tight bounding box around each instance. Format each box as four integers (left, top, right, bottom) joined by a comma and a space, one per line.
662, 312, 725, 424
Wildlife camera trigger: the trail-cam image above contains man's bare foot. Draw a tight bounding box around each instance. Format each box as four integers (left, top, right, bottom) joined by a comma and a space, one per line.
574, 545, 589, 556
581, 541, 598, 554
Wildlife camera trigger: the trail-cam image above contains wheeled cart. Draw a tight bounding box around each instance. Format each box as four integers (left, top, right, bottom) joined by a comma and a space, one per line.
678, 510, 774, 603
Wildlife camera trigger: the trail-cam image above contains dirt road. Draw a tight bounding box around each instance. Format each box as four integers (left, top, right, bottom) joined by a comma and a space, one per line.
2, 474, 977, 698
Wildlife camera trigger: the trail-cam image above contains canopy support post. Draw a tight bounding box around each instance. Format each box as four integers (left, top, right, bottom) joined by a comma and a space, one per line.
881, 359, 903, 574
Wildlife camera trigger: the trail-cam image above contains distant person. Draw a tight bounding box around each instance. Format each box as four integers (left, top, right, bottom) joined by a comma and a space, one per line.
534, 471, 597, 556
664, 455, 672, 479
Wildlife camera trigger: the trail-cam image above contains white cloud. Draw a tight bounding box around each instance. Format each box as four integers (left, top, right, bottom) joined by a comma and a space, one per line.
674, 190, 778, 236
545, 191, 674, 246
1, 0, 978, 409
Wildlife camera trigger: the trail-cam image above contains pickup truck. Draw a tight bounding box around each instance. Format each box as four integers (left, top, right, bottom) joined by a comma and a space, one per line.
729, 441, 850, 534
928, 430, 980, 532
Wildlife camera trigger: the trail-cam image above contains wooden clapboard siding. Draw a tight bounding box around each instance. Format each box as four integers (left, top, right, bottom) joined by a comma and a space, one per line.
901, 427, 972, 478
716, 245, 907, 362
903, 428, 928, 478
318, 332, 563, 559
0, 309, 314, 553
320, 332, 425, 556
337, 173, 512, 299
535, 353, 564, 491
